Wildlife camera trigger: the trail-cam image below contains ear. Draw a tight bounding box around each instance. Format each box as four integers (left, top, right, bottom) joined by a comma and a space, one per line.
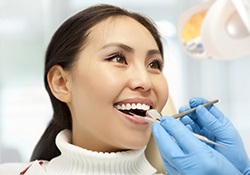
47, 65, 72, 103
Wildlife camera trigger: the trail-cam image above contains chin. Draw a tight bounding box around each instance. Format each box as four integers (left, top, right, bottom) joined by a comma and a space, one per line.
123, 139, 150, 150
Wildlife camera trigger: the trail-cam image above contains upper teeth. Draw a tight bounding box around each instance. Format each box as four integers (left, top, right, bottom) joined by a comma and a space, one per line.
115, 103, 150, 111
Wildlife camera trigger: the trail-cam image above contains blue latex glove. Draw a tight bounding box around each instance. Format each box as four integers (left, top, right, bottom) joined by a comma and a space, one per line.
152, 116, 242, 175
179, 97, 250, 174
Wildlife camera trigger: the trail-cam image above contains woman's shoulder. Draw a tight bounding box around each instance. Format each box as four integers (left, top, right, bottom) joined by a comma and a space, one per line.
0, 160, 48, 175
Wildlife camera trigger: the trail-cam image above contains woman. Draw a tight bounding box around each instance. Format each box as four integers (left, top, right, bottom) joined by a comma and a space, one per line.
1, 4, 168, 175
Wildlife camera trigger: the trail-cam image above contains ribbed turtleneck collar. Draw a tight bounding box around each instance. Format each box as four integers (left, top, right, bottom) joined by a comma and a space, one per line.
46, 130, 157, 175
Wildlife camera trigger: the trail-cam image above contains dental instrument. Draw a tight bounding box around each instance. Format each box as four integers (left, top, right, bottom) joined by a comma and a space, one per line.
144, 99, 218, 122
171, 99, 218, 119
130, 99, 226, 148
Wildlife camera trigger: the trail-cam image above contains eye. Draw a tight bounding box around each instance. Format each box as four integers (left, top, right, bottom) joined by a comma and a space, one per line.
148, 58, 164, 71
106, 52, 127, 65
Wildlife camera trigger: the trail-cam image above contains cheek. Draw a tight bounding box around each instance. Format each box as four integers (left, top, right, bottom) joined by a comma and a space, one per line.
70, 66, 124, 111
69, 70, 118, 130
155, 76, 169, 110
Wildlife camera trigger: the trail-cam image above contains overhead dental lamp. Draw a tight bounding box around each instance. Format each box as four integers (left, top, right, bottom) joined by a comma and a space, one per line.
178, 0, 250, 60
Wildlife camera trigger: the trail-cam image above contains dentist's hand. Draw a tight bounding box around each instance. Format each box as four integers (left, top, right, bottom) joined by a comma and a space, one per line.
179, 97, 250, 174
152, 116, 241, 175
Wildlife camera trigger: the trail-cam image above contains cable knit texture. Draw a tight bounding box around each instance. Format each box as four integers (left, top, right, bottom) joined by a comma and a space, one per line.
46, 129, 158, 175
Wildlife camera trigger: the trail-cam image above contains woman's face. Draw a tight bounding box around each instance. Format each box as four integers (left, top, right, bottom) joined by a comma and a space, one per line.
67, 16, 168, 152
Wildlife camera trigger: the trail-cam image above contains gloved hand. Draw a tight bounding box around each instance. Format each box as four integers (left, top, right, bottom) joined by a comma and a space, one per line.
179, 97, 250, 175
152, 116, 242, 175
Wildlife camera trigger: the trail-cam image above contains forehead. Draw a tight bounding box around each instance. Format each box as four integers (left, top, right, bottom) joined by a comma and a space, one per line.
84, 16, 158, 49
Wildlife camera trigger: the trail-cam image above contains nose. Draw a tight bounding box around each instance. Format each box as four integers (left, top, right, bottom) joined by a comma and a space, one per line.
128, 66, 153, 92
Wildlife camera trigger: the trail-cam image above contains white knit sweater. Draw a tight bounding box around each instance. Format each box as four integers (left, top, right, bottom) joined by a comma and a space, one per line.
0, 130, 163, 175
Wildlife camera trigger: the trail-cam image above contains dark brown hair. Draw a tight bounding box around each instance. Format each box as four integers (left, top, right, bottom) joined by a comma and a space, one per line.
30, 4, 163, 161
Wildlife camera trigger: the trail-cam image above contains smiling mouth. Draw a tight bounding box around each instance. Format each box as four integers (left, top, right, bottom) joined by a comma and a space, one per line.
114, 103, 151, 117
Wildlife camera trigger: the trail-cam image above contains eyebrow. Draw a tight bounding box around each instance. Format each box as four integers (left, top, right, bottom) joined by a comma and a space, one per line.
101, 42, 162, 56
101, 43, 134, 52
147, 49, 162, 57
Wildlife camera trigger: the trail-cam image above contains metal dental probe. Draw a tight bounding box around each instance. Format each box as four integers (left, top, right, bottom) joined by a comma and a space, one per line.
171, 99, 219, 119
130, 99, 226, 148
144, 99, 219, 121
